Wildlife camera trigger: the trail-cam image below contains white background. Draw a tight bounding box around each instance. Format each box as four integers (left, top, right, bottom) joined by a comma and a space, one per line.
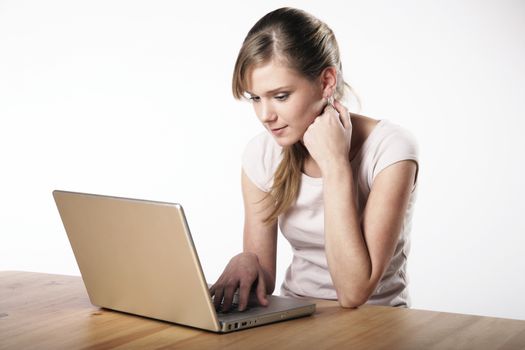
1, 0, 524, 320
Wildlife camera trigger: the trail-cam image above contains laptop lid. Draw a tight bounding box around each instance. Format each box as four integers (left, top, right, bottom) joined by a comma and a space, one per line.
53, 190, 222, 332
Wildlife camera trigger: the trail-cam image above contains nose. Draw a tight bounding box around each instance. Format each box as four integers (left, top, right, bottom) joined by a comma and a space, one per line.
259, 101, 277, 123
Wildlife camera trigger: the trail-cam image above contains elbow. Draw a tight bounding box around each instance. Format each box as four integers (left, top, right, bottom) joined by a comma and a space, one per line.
338, 296, 367, 309
336, 288, 372, 309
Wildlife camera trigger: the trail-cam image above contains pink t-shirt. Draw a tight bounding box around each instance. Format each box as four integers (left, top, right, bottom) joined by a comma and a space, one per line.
241, 119, 419, 307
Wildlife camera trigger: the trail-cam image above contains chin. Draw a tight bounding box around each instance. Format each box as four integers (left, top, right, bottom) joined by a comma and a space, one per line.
271, 135, 300, 147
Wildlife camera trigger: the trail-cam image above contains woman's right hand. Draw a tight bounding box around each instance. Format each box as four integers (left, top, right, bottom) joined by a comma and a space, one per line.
209, 252, 270, 312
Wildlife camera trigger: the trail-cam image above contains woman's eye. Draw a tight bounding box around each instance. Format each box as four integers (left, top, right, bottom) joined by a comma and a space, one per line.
249, 96, 260, 103
275, 94, 289, 101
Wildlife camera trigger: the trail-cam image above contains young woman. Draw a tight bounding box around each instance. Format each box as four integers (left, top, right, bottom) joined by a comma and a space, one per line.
210, 7, 419, 312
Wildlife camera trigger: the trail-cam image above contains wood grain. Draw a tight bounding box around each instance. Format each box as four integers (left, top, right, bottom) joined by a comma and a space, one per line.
1, 271, 524, 349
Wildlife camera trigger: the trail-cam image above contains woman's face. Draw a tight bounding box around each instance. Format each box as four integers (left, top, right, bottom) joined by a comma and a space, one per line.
245, 60, 325, 147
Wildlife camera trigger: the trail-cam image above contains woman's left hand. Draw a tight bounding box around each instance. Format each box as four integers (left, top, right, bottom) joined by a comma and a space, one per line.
303, 99, 353, 174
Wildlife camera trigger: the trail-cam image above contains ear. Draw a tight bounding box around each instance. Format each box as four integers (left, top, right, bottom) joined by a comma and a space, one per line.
319, 66, 337, 98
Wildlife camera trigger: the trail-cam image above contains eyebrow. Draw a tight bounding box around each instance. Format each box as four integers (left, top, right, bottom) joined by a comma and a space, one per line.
246, 86, 292, 96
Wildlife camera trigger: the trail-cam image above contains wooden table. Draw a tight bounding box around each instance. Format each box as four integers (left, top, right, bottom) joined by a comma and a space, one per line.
1, 271, 524, 349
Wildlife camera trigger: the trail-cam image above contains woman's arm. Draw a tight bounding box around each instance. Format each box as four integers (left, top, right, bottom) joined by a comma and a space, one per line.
210, 169, 277, 312
303, 99, 417, 308
241, 169, 278, 295
323, 159, 417, 308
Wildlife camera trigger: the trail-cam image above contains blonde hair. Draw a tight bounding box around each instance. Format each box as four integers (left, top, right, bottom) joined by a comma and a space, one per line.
232, 7, 360, 224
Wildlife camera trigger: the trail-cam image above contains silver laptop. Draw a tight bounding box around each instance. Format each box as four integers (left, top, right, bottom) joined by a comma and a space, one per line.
53, 190, 315, 333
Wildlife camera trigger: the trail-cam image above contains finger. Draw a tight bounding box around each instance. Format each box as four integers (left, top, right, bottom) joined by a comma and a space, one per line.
213, 286, 224, 310
221, 284, 237, 312
238, 280, 252, 311
323, 101, 336, 116
340, 111, 351, 129
332, 98, 345, 114
256, 272, 269, 306
333, 99, 351, 129
323, 101, 343, 126
210, 281, 220, 294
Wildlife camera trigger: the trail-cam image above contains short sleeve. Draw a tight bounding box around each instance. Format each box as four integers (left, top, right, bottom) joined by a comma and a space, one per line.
241, 132, 282, 192
369, 127, 419, 189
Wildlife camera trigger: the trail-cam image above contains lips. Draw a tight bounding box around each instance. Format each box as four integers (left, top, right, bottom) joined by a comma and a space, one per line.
270, 125, 288, 137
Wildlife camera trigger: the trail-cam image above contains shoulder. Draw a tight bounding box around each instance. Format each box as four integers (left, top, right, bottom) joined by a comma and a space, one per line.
243, 131, 282, 162
373, 120, 418, 158
241, 131, 283, 192
365, 120, 419, 186
244, 131, 278, 151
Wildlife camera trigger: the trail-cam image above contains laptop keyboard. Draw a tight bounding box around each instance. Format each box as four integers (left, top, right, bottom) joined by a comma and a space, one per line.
217, 302, 243, 314
212, 295, 255, 314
